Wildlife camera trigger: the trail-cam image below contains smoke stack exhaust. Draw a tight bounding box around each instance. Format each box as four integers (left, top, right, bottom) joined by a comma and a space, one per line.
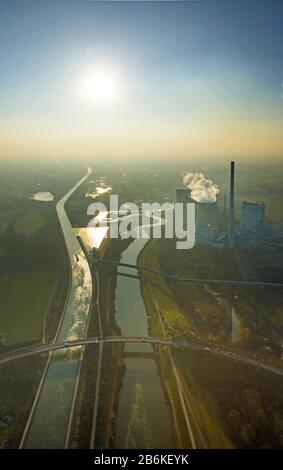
228, 161, 235, 248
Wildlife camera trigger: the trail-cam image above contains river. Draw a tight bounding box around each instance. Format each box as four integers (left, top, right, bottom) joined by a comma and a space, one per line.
114, 238, 174, 448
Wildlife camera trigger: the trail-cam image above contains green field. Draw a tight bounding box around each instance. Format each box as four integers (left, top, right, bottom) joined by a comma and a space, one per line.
0, 270, 55, 344
14, 212, 45, 237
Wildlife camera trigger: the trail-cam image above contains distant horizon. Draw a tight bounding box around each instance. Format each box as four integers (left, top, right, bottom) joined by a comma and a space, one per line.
1, 153, 283, 171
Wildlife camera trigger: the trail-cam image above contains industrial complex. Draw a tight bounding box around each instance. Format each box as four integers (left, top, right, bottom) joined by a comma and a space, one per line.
176, 161, 280, 250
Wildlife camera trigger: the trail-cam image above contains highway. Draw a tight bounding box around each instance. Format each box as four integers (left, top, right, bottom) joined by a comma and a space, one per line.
2, 334, 282, 376
0, 336, 172, 365
178, 338, 283, 378
19, 168, 93, 449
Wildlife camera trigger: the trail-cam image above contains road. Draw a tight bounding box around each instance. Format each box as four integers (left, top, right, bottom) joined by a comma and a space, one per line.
2, 334, 282, 376
178, 338, 283, 377
0, 336, 172, 365
19, 168, 93, 449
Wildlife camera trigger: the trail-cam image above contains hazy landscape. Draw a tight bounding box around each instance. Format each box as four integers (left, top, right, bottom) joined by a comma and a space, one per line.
0, 0, 283, 453
0, 156, 283, 448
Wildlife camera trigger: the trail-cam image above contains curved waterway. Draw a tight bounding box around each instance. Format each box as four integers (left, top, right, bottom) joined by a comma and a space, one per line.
114, 238, 173, 448
21, 169, 93, 448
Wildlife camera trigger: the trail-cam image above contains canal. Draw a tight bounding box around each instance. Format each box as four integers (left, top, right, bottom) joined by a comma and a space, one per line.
114, 238, 174, 448
21, 169, 93, 448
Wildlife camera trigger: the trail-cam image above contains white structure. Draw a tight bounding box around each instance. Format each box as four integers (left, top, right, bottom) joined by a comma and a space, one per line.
240, 201, 265, 236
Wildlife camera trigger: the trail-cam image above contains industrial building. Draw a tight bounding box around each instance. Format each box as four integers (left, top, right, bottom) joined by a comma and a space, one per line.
176, 188, 189, 203
240, 201, 265, 237
196, 225, 217, 242
188, 161, 234, 247
195, 201, 219, 242
175, 161, 269, 249
175, 187, 220, 245
195, 201, 219, 228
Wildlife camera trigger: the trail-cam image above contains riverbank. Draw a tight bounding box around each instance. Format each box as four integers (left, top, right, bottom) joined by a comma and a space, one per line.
137, 241, 233, 448
137, 238, 283, 448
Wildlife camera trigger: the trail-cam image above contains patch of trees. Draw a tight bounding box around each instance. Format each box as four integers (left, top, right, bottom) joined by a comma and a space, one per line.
226, 388, 275, 448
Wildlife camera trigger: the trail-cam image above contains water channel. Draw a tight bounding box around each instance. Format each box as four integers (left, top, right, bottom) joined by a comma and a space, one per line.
114, 238, 174, 448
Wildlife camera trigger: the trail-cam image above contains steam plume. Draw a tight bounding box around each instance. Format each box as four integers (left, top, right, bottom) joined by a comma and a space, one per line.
182, 171, 219, 203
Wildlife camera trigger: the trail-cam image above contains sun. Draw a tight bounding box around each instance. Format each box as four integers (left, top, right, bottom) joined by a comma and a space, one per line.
79, 65, 121, 103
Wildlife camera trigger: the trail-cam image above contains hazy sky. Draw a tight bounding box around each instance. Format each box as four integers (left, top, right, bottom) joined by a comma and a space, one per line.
0, 0, 282, 160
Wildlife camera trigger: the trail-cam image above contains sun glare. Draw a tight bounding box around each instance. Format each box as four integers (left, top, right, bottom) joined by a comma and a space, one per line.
79, 65, 121, 103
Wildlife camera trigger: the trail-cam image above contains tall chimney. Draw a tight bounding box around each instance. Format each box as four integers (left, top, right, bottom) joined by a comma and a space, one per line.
228, 161, 235, 248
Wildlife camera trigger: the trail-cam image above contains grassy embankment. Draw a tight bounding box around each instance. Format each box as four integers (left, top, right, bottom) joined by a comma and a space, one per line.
138, 238, 283, 448
140, 239, 281, 357
138, 239, 234, 448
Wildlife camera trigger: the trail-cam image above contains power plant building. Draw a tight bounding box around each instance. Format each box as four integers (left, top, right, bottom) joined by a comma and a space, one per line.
175, 189, 220, 244
176, 188, 189, 203
240, 201, 265, 237
175, 165, 230, 246
196, 224, 217, 242
175, 162, 266, 249
195, 201, 219, 242
195, 201, 219, 228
